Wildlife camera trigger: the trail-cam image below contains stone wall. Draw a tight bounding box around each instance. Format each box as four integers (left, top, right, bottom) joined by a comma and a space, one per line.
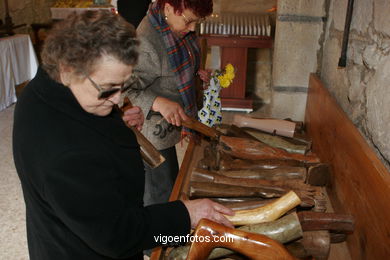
1, 0, 55, 35
321, 0, 390, 168
270, 0, 389, 168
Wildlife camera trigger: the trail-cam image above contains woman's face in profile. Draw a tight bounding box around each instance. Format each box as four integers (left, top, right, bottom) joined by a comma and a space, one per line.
64, 55, 133, 116
165, 5, 202, 37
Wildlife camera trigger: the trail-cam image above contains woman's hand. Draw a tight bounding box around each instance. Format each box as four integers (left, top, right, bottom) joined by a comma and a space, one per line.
197, 69, 212, 90
197, 69, 212, 83
122, 106, 144, 131
152, 96, 189, 126
182, 199, 235, 229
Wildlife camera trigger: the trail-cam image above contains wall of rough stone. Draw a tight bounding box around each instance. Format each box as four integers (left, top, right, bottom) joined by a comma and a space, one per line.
321, 0, 390, 168
0, 0, 55, 35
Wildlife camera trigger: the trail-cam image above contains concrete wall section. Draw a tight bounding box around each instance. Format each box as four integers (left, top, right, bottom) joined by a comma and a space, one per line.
271, 0, 325, 120
270, 92, 308, 121
273, 21, 323, 87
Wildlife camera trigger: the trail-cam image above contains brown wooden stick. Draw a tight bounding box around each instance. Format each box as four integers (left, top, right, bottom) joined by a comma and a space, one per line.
192, 168, 306, 187
232, 114, 296, 138
189, 181, 286, 199
192, 168, 319, 207
187, 219, 296, 260
219, 152, 306, 170
297, 211, 355, 233
219, 135, 320, 163
181, 117, 222, 140
217, 167, 307, 181
119, 97, 165, 168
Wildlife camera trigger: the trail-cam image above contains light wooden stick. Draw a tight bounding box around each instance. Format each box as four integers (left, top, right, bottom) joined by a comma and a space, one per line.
225, 190, 302, 225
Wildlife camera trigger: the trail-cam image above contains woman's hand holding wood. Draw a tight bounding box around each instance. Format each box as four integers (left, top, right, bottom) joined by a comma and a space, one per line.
122, 106, 144, 131
182, 199, 235, 229
152, 96, 189, 126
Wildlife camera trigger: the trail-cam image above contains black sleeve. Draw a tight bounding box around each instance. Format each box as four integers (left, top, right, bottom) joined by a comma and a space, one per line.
44, 149, 190, 258
117, 0, 151, 27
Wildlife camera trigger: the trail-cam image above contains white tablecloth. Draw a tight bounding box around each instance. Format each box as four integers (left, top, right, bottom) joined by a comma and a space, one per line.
0, 34, 38, 111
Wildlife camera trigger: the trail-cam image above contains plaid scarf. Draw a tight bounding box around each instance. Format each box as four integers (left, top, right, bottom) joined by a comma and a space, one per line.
147, 3, 200, 135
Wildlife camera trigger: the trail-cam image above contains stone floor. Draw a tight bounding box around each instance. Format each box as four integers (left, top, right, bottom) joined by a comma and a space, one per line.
0, 105, 29, 260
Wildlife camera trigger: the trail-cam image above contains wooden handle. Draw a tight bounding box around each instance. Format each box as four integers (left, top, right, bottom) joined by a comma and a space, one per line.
187, 219, 296, 260
189, 181, 286, 199
217, 167, 307, 181
297, 211, 355, 233
225, 190, 302, 226
168, 213, 302, 260
181, 117, 222, 139
228, 124, 310, 154
219, 152, 306, 170
120, 98, 165, 169
233, 114, 296, 138
191, 168, 290, 193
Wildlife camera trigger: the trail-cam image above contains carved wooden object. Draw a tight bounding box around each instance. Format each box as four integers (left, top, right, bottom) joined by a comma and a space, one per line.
186, 219, 296, 260
218, 152, 306, 170
217, 167, 306, 181
246, 129, 308, 155
191, 168, 321, 207
219, 136, 320, 163
225, 191, 301, 225
119, 97, 165, 168
182, 117, 319, 163
297, 211, 354, 233
232, 114, 296, 138
167, 211, 354, 260
286, 231, 331, 260
189, 181, 286, 199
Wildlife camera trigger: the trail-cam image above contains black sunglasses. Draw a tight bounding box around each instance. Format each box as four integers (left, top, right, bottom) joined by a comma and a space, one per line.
87, 75, 138, 100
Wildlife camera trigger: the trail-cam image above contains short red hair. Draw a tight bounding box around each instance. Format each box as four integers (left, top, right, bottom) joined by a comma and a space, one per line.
157, 0, 213, 18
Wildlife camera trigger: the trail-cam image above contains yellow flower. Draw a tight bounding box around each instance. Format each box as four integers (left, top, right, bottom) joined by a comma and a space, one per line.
225, 64, 235, 74
225, 71, 235, 81
219, 76, 231, 88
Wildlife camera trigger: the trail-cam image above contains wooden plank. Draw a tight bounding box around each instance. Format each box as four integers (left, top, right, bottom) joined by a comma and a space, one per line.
305, 74, 390, 259
220, 47, 248, 100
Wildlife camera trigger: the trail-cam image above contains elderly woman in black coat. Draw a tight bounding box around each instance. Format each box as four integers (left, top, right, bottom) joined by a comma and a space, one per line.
13, 11, 232, 260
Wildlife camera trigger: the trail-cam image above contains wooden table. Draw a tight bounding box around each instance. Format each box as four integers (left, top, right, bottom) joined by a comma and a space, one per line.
0, 34, 38, 111
150, 72, 390, 259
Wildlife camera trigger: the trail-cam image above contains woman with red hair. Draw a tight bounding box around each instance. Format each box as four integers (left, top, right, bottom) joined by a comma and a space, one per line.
125, 0, 213, 209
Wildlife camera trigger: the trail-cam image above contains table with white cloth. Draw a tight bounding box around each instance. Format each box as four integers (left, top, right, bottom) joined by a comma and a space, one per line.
0, 34, 38, 111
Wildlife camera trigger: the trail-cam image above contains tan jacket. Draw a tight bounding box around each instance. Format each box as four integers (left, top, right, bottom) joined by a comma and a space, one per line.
126, 17, 187, 150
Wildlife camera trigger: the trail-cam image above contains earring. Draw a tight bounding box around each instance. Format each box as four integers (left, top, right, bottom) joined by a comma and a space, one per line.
164, 15, 168, 21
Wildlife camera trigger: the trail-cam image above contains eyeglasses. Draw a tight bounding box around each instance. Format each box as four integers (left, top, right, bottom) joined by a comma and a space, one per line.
87, 74, 138, 100
181, 13, 205, 26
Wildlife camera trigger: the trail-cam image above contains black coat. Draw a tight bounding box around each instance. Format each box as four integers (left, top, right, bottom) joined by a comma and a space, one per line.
117, 0, 150, 28
13, 68, 190, 260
